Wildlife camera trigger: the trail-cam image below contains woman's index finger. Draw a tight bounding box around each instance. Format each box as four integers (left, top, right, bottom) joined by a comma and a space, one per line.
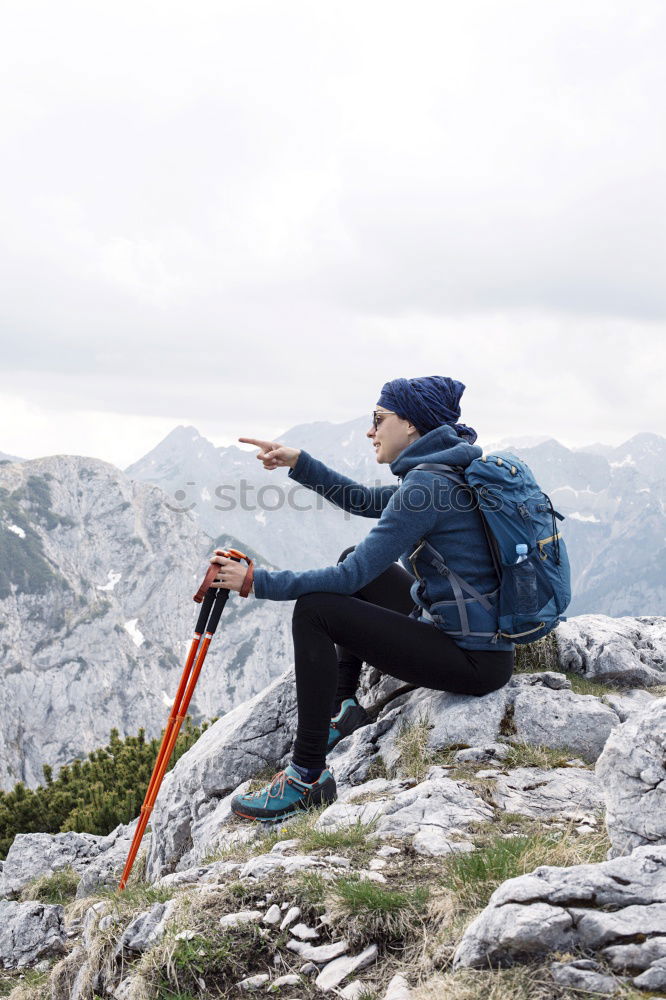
238, 437, 272, 449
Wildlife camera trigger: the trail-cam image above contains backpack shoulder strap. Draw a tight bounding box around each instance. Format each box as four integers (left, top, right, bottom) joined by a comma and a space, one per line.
410, 463, 503, 582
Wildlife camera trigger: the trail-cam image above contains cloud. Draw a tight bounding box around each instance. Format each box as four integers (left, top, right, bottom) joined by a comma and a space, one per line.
0, 1, 664, 463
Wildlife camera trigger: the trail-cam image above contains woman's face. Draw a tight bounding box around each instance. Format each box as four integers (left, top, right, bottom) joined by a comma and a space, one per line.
367, 407, 419, 463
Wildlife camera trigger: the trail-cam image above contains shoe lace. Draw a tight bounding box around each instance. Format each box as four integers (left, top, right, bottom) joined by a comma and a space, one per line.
249, 770, 288, 802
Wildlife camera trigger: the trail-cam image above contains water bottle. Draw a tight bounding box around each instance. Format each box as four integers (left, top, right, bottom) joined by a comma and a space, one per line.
514, 543, 538, 614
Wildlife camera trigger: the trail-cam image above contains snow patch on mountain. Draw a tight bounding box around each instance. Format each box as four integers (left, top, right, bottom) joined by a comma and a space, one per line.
97, 570, 122, 592
124, 619, 145, 647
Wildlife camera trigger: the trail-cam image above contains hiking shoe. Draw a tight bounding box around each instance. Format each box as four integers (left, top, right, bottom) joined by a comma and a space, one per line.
328, 698, 371, 751
230, 764, 337, 823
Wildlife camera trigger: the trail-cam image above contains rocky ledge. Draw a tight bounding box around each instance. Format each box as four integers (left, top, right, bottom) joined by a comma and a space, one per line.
0, 614, 665, 1000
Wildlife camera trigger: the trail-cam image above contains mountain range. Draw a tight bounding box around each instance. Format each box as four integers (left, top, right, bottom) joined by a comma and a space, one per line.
126, 422, 666, 618
1, 421, 663, 792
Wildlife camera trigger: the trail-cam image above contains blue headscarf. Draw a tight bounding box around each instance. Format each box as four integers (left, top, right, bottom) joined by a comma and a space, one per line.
377, 376, 477, 444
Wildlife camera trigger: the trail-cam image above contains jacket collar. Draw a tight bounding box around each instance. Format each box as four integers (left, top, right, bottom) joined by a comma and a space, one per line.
390, 425, 482, 479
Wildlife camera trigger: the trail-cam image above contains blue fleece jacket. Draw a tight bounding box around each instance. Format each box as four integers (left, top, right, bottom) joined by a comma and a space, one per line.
252, 425, 514, 652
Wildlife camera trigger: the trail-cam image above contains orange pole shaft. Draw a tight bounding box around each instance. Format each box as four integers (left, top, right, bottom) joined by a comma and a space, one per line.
118, 632, 202, 890
144, 634, 202, 801
118, 631, 215, 890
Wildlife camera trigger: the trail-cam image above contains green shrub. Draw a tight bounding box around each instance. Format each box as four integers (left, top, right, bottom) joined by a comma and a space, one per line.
0, 719, 213, 859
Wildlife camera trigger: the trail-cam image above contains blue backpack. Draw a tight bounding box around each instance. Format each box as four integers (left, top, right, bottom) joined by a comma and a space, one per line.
410, 453, 571, 645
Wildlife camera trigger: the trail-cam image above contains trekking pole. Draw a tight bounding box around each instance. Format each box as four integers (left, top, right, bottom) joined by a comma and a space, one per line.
117, 548, 254, 891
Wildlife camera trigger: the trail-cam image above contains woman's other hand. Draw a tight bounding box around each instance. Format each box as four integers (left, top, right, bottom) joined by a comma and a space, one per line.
238, 437, 300, 470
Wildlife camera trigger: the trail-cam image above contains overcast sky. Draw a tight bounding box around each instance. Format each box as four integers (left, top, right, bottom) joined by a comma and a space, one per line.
1, 0, 665, 467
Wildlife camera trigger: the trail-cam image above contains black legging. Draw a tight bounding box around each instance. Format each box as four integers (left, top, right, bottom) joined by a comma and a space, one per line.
291, 546, 514, 770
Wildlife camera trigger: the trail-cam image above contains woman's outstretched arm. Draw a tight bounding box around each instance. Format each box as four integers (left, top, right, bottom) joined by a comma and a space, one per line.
239, 436, 397, 518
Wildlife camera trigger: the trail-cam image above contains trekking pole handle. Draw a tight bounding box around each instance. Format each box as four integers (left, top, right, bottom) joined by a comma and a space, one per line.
192, 548, 254, 603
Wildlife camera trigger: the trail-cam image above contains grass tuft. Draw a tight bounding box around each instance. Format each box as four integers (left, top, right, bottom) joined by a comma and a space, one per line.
501, 741, 591, 770
298, 817, 378, 858
18, 866, 79, 905
0, 970, 49, 1000
392, 715, 434, 781
365, 756, 390, 781
437, 817, 610, 936
326, 875, 434, 952
514, 633, 559, 674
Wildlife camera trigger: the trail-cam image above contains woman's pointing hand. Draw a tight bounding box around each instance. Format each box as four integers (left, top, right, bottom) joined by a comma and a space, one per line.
238, 438, 300, 471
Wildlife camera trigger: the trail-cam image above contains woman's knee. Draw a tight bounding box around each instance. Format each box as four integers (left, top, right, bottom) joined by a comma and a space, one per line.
337, 545, 356, 564
292, 591, 339, 621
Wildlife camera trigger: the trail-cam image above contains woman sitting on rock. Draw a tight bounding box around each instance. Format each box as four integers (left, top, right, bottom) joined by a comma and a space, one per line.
211, 375, 514, 822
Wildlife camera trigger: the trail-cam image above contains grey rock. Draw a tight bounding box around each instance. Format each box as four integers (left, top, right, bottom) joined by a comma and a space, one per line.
550, 960, 620, 994
596, 698, 666, 858
509, 684, 619, 762
359, 667, 410, 711
327, 714, 398, 787
315, 801, 391, 833
262, 903, 282, 925
0, 830, 104, 898
175, 782, 256, 870
377, 686, 512, 771
300, 961, 318, 975
118, 900, 177, 953
291, 922, 319, 940
634, 959, 666, 990
317, 772, 492, 855
324, 854, 351, 867
376, 772, 494, 841
357, 869, 387, 883
491, 767, 604, 819
383, 974, 411, 1000
280, 905, 301, 930
146, 669, 298, 880
112, 979, 138, 1000
603, 937, 666, 972
270, 839, 300, 853
604, 688, 656, 722
240, 854, 325, 879
268, 973, 302, 990
155, 859, 241, 888
237, 972, 270, 990
340, 983, 366, 1000
454, 743, 511, 763
0, 899, 67, 969
219, 910, 263, 929
453, 844, 666, 969
512, 671, 572, 690
377, 845, 401, 857
557, 615, 666, 687
337, 777, 414, 802
412, 829, 476, 856
82, 901, 107, 948
315, 943, 378, 991
76, 822, 151, 898
287, 938, 349, 962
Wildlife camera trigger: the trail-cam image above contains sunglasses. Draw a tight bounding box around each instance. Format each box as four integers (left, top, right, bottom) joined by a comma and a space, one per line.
372, 410, 392, 430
